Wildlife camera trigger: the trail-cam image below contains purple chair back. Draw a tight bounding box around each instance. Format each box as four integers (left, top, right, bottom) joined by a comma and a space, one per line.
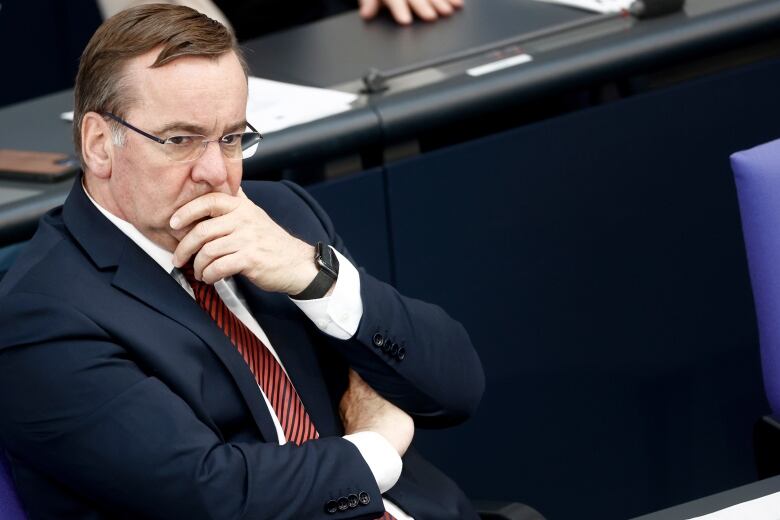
0, 450, 26, 519
732, 137, 780, 413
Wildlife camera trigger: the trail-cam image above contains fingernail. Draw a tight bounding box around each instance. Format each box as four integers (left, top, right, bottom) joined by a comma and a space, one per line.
170, 216, 180, 229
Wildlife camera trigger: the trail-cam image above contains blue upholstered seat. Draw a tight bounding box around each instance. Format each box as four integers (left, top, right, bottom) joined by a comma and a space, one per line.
0, 450, 26, 520
732, 137, 780, 413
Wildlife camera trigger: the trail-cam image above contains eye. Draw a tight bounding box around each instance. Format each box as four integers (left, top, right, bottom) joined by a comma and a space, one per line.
221, 133, 241, 146
167, 135, 194, 146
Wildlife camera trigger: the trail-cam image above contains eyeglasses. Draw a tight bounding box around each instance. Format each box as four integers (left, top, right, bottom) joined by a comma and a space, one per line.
102, 112, 263, 163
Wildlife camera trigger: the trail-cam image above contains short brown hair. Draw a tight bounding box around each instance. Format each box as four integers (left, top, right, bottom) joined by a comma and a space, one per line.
73, 3, 247, 164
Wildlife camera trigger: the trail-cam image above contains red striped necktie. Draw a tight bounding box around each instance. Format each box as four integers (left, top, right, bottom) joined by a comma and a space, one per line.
181, 265, 397, 519
181, 263, 318, 445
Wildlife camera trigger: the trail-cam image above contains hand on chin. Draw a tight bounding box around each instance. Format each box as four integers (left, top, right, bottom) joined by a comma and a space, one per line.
168, 218, 204, 245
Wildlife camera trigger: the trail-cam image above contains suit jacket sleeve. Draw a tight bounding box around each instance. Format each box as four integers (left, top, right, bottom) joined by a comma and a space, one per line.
0, 291, 384, 520
271, 181, 486, 429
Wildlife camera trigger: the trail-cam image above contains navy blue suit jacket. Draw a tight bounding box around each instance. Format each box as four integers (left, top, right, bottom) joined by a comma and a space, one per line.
0, 178, 484, 519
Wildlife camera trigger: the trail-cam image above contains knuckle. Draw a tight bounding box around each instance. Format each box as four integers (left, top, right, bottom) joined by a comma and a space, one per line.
194, 221, 211, 241
208, 259, 226, 280
200, 242, 215, 260
203, 194, 218, 216
191, 229, 204, 245
209, 192, 229, 215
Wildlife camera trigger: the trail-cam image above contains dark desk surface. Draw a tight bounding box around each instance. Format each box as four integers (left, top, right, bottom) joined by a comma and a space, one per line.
368, 0, 780, 142
1, 0, 780, 244
631, 475, 780, 519
0, 91, 77, 244
240, 0, 587, 88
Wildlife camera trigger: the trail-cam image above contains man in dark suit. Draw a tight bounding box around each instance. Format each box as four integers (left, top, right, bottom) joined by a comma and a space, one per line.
0, 4, 484, 519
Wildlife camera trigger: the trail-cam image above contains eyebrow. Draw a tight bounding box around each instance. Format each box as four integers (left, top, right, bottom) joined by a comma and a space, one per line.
153, 120, 248, 136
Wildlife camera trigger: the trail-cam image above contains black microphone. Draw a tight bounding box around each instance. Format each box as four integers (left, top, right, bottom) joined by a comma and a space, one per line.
630, 0, 685, 19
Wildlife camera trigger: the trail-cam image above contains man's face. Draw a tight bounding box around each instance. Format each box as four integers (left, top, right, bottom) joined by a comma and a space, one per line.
105, 49, 248, 251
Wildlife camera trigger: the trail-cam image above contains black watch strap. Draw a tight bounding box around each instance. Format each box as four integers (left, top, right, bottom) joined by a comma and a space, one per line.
292, 242, 339, 300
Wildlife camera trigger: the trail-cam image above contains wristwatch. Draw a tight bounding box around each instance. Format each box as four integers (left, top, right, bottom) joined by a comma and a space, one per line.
292, 242, 339, 300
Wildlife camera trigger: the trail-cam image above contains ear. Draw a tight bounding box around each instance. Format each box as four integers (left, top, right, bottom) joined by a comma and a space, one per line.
81, 112, 114, 179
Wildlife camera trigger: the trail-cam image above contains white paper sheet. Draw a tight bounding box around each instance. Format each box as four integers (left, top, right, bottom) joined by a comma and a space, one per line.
60, 77, 358, 134
532, 0, 633, 13
246, 76, 357, 134
686, 491, 780, 520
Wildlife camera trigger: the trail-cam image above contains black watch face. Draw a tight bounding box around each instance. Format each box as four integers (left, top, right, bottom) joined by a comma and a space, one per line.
317, 243, 338, 279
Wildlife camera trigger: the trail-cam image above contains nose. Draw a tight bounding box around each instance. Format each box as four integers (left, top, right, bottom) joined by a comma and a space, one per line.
190, 140, 228, 187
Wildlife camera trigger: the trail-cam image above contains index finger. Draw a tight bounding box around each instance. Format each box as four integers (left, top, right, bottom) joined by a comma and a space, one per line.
384, 0, 413, 24
170, 192, 240, 230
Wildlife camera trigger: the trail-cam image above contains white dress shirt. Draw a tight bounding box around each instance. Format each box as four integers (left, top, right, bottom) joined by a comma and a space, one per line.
84, 186, 412, 519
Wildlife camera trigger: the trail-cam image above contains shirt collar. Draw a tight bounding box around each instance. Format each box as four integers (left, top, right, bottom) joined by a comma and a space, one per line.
82, 182, 176, 275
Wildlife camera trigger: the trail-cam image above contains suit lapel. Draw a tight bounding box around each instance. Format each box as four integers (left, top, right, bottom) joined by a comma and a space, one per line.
62, 178, 279, 443
111, 246, 280, 442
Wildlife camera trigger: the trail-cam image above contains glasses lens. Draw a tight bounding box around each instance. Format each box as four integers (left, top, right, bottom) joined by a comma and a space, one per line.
241, 132, 262, 160
162, 130, 262, 162
166, 135, 205, 162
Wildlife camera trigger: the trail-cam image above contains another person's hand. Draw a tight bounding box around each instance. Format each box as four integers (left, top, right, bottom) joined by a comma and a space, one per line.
170, 189, 318, 295
359, 0, 463, 25
340, 369, 415, 457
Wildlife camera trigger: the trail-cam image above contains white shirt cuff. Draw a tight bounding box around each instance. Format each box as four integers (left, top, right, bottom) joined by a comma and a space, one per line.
291, 248, 363, 340
343, 431, 403, 493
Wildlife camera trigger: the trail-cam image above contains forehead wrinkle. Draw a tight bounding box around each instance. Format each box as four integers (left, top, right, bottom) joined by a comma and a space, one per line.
123, 50, 249, 136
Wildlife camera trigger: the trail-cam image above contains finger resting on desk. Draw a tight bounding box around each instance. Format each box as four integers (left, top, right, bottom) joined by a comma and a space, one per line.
408, 0, 438, 21
384, 0, 413, 24
430, 0, 454, 16
359, 0, 382, 18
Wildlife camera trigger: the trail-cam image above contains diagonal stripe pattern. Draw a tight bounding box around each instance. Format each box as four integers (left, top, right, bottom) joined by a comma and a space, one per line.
181, 263, 318, 445
181, 264, 397, 519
